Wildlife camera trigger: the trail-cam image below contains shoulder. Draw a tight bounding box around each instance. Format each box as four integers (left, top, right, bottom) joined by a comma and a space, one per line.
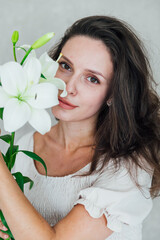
94, 156, 153, 191
75, 157, 153, 233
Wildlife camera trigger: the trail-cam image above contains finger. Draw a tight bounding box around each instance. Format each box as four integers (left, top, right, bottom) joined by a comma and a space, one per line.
0, 221, 8, 231
0, 221, 9, 239
0, 230, 10, 239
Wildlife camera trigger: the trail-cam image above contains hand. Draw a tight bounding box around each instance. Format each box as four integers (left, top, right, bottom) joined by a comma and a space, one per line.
0, 130, 9, 240
0, 220, 9, 239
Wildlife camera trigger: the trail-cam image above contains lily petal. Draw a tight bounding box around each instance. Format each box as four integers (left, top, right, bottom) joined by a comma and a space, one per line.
27, 82, 59, 109
29, 108, 51, 135
0, 87, 10, 107
49, 77, 67, 97
39, 52, 58, 79
3, 98, 31, 132
1, 62, 28, 96
23, 57, 41, 86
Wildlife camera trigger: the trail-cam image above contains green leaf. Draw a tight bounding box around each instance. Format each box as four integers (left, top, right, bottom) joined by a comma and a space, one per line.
12, 172, 24, 192
19, 150, 47, 176
0, 82, 2, 86
23, 176, 34, 189
0, 134, 12, 144
41, 73, 46, 79
0, 108, 4, 119
0, 210, 8, 227
0, 210, 14, 239
5, 147, 11, 164
12, 173, 34, 191
5, 145, 19, 170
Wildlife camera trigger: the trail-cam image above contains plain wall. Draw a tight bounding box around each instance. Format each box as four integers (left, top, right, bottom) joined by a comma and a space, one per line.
0, 0, 160, 239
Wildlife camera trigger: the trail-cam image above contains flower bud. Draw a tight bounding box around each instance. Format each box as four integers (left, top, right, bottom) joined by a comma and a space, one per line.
31, 32, 55, 49
11, 31, 19, 44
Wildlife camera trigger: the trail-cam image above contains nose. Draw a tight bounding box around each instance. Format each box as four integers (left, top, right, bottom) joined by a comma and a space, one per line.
65, 75, 78, 96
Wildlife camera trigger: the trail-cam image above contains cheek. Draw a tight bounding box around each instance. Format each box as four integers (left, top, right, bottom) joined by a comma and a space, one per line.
55, 68, 61, 77
81, 91, 106, 112
55, 70, 62, 81
55, 68, 69, 83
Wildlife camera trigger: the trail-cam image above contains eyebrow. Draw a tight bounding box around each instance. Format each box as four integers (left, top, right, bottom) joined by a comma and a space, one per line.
60, 55, 73, 66
60, 55, 106, 80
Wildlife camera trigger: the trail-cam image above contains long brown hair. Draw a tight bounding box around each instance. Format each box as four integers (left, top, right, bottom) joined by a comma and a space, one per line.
49, 16, 160, 197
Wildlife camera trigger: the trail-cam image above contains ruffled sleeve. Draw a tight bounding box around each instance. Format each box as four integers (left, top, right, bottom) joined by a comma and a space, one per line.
74, 161, 153, 232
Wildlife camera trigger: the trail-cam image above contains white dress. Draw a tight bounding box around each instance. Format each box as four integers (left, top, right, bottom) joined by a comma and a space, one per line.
12, 130, 153, 240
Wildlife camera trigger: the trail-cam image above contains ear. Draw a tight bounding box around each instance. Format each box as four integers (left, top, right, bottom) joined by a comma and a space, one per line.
106, 99, 112, 106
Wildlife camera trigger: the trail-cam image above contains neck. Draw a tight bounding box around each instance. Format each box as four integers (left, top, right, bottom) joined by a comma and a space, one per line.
51, 119, 96, 152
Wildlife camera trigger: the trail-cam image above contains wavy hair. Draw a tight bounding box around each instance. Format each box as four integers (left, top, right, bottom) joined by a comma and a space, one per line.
49, 16, 160, 197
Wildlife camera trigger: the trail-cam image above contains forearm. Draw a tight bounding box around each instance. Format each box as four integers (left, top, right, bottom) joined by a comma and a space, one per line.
0, 154, 56, 240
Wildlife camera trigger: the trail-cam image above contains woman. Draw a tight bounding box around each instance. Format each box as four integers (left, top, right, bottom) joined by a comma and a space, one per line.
0, 16, 160, 240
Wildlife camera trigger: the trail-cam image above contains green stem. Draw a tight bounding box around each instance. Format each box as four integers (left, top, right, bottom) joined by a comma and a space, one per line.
20, 47, 33, 65
13, 43, 17, 62
9, 132, 15, 171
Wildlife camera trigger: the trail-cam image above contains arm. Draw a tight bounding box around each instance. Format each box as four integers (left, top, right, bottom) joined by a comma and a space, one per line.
0, 152, 113, 240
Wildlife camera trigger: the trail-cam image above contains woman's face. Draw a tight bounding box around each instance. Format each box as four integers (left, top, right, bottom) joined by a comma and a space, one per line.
52, 36, 113, 123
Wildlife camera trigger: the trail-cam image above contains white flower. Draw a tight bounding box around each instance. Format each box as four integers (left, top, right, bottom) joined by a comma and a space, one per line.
18, 46, 67, 98
39, 52, 67, 97
0, 56, 63, 134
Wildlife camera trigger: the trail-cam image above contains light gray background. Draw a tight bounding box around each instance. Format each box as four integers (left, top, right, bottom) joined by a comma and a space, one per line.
0, 0, 160, 239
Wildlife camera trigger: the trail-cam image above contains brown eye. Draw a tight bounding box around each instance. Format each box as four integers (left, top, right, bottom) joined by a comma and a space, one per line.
59, 62, 71, 71
87, 76, 100, 84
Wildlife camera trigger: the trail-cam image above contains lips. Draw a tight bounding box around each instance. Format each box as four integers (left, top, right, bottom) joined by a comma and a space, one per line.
58, 97, 77, 109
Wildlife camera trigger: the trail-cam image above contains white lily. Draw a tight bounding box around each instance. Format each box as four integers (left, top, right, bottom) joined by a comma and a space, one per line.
18, 46, 67, 98
0, 57, 61, 134
39, 52, 67, 97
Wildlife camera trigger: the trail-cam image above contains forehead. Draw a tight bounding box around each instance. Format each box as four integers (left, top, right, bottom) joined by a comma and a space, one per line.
61, 36, 113, 76
62, 35, 109, 59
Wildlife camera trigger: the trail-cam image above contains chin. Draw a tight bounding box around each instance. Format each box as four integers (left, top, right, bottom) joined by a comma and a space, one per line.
52, 110, 72, 122
51, 106, 78, 122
